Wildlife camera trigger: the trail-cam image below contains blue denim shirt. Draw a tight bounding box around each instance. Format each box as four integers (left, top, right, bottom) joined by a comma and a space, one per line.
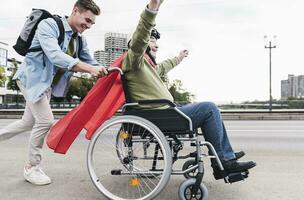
14, 16, 99, 103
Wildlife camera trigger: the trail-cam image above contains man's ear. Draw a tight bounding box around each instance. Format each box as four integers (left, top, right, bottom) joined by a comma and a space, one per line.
72, 6, 78, 15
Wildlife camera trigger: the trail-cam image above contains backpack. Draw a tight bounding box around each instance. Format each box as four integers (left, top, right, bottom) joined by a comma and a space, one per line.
13, 9, 82, 57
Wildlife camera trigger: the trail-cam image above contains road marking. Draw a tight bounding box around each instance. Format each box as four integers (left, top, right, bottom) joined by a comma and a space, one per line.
228, 130, 304, 132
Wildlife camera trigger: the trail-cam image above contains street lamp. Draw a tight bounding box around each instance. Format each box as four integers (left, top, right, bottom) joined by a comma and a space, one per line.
264, 35, 277, 111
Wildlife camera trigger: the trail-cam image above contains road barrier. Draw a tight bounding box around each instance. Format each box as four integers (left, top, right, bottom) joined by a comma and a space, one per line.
1, 109, 304, 120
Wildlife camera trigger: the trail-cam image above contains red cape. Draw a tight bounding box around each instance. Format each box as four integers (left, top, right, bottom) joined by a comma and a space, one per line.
46, 54, 126, 154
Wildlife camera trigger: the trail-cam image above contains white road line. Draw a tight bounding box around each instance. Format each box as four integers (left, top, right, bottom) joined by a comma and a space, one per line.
228, 129, 304, 132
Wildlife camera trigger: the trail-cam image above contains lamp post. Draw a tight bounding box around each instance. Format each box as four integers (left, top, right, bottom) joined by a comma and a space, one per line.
264, 35, 277, 111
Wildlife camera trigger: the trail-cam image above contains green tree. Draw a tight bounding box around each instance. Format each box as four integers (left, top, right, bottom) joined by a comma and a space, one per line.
66, 74, 95, 101
0, 66, 6, 87
6, 59, 20, 105
168, 79, 195, 104
6, 59, 19, 91
66, 73, 194, 104
160, 74, 194, 104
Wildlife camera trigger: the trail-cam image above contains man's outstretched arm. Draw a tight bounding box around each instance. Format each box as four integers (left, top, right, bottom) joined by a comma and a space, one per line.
157, 49, 189, 76
123, 0, 165, 71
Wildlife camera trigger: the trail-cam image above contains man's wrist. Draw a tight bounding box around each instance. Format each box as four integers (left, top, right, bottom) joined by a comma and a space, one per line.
146, 5, 158, 14
175, 56, 182, 64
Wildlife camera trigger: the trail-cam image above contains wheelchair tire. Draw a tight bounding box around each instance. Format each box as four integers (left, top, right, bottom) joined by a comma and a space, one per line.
87, 115, 172, 200
182, 159, 200, 179
178, 178, 208, 200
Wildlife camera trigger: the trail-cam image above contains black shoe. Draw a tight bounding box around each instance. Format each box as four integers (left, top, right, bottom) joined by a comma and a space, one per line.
210, 151, 246, 167
213, 160, 256, 180
222, 160, 256, 173
233, 151, 245, 161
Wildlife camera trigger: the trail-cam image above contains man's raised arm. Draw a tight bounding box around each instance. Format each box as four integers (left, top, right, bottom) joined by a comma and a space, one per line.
157, 49, 189, 76
123, 0, 164, 71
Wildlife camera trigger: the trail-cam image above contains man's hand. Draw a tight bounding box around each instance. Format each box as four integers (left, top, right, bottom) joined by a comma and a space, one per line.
148, 0, 164, 11
177, 50, 189, 62
90, 66, 108, 78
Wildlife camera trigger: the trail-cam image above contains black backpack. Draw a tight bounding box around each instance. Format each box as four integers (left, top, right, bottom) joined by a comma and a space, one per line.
13, 9, 82, 57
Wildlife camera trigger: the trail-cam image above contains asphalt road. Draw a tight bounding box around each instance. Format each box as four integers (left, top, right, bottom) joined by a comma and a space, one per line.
0, 119, 304, 200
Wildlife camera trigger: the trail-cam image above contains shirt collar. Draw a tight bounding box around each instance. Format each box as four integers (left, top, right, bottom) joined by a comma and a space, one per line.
61, 16, 81, 37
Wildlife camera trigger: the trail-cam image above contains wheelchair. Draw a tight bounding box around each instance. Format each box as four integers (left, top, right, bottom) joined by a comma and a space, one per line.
86, 69, 250, 200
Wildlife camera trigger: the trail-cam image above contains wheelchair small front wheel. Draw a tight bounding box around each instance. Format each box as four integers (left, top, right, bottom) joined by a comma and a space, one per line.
87, 115, 172, 200
182, 159, 200, 179
178, 178, 208, 200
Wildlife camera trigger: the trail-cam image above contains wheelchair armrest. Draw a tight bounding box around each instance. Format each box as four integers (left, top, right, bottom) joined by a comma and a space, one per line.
123, 99, 177, 110
138, 99, 176, 107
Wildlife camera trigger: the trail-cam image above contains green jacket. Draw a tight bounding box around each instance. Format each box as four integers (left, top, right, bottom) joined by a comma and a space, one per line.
122, 8, 180, 109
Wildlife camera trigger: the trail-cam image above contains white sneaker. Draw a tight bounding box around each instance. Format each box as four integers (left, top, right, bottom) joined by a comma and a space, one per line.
24, 165, 52, 185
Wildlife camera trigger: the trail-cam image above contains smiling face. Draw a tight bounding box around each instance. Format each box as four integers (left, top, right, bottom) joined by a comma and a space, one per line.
68, 6, 96, 33
148, 37, 159, 59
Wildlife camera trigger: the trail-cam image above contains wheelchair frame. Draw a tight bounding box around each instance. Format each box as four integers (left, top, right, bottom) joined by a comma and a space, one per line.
86, 68, 249, 200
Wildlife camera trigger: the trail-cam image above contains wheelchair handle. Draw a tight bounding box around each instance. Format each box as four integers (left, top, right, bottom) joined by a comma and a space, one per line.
138, 99, 176, 107
107, 67, 123, 75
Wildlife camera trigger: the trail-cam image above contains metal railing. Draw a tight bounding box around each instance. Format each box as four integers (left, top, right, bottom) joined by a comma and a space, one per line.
0, 102, 80, 109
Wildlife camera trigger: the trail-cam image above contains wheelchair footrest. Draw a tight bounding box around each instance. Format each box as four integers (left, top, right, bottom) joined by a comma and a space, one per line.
227, 170, 249, 183
213, 169, 226, 180
213, 169, 249, 183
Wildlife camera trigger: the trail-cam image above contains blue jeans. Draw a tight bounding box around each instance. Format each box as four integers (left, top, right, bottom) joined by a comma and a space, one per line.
178, 102, 235, 161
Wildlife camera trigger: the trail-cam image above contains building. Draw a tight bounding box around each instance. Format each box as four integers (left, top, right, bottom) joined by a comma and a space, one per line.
93, 50, 106, 66
298, 75, 304, 97
281, 74, 304, 100
0, 41, 9, 104
0, 41, 8, 68
94, 32, 128, 67
281, 79, 290, 99
0, 41, 24, 105
104, 32, 128, 67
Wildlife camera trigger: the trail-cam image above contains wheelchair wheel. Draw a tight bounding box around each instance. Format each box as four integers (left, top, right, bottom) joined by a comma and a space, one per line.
182, 159, 200, 179
87, 115, 172, 200
178, 178, 208, 200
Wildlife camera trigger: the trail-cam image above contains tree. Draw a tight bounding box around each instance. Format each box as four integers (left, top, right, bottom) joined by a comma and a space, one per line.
0, 66, 6, 87
6, 59, 20, 106
168, 79, 195, 104
160, 74, 194, 104
66, 74, 95, 101
6, 59, 19, 91
66, 73, 194, 104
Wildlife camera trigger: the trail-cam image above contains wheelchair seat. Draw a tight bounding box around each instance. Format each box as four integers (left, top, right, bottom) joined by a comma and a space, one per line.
124, 107, 193, 135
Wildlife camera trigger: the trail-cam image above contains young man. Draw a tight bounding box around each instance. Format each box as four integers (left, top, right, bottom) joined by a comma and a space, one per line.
122, 0, 256, 175
0, 0, 107, 185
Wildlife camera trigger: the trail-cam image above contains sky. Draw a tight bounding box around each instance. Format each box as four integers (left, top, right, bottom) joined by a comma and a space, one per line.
1, 0, 304, 103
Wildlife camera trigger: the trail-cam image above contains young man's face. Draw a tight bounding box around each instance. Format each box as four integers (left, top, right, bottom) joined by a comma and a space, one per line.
148, 37, 159, 59
70, 7, 96, 33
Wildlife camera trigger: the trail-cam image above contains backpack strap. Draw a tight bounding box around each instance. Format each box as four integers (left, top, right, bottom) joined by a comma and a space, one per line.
27, 15, 65, 53
27, 16, 83, 59
53, 15, 65, 46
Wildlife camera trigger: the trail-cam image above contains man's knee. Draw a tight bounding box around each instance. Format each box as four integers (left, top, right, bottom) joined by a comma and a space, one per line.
44, 120, 54, 129
198, 101, 219, 112
20, 118, 35, 130
35, 119, 54, 130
